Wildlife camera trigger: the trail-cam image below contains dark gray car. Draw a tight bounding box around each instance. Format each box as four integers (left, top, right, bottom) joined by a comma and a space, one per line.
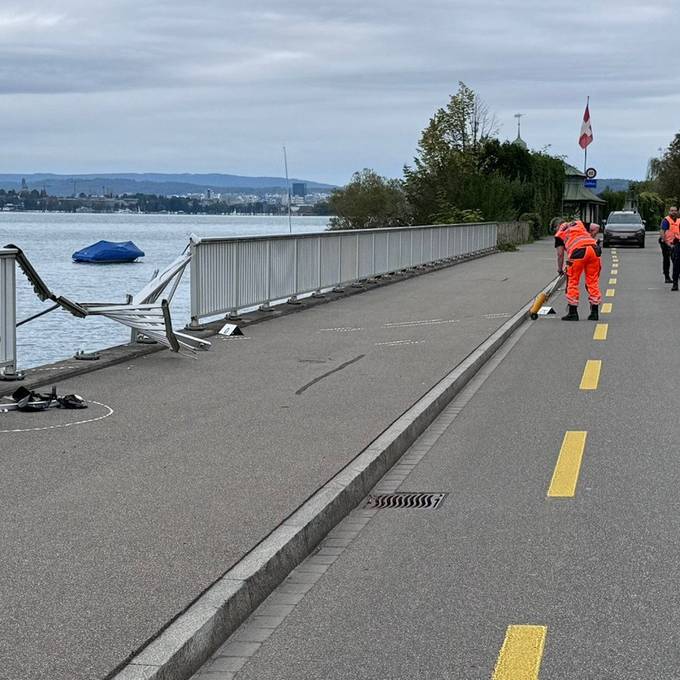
603, 211, 645, 248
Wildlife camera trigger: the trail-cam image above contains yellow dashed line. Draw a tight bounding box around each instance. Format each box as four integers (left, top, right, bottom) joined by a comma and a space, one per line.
580, 360, 602, 389
609, 278, 617, 285
548, 431, 588, 497
492, 625, 547, 680
601, 303, 612, 314
593, 324, 608, 340
606, 289, 615, 297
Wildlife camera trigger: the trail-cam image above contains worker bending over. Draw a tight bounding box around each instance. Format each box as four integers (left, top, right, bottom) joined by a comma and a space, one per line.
555, 219, 602, 321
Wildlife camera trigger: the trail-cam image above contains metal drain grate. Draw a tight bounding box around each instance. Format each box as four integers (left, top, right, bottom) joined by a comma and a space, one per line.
366, 492, 447, 509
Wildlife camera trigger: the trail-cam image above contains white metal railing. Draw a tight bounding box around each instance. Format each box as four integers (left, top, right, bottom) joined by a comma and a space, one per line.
0, 247, 17, 371
189, 222, 497, 326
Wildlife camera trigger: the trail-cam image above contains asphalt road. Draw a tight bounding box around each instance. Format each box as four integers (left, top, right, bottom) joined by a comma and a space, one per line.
200, 240, 680, 678
0, 241, 555, 680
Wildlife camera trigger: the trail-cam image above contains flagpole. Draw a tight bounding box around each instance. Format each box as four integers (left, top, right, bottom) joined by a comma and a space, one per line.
584, 96, 589, 172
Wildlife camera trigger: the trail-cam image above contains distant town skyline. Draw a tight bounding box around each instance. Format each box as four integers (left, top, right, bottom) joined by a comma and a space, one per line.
1, 0, 677, 184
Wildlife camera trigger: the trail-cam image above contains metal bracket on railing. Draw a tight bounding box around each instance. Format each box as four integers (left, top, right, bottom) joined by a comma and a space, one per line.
0, 366, 25, 381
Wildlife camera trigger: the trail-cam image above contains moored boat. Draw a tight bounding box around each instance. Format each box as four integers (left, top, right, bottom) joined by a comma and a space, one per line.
72, 240, 144, 264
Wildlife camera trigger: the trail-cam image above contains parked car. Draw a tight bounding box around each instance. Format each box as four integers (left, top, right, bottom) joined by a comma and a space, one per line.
602, 211, 645, 248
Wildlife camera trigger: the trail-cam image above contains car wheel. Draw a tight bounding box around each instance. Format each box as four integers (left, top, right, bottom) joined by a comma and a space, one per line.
603, 241, 610, 248
640, 240, 645, 248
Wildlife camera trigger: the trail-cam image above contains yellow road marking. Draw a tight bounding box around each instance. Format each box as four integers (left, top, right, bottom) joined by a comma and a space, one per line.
492, 625, 547, 680
580, 360, 602, 389
593, 324, 608, 340
601, 303, 612, 313
609, 278, 617, 285
548, 431, 588, 497
606, 288, 615, 297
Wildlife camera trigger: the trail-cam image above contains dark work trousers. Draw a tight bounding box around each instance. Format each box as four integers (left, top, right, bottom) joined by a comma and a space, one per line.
661, 240, 672, 278
672, 244, 680, 286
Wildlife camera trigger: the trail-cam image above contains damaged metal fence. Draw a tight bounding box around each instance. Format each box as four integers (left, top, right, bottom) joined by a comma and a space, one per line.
0, 248, 17, 375
189, 222, 498, 326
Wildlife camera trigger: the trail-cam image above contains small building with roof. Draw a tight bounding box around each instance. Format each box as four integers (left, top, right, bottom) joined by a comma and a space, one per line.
562, 163, 605, 223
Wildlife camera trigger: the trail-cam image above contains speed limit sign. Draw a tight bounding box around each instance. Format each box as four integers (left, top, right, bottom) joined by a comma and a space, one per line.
585, 167, 597, 179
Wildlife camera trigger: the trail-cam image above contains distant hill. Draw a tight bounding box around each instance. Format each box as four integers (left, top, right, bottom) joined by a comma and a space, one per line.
596, 178, 631, 193
0, 173, 336, 197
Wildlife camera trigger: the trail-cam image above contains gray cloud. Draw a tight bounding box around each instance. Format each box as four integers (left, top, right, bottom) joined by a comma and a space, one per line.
0, 0, 677, 182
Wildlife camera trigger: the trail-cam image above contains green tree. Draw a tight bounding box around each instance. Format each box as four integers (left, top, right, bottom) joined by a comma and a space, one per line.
637, 191, 665, 229
599, 189, 627, 218
328, 169, 412, 230
649, 134, 680, 203
405, 84, 562, 227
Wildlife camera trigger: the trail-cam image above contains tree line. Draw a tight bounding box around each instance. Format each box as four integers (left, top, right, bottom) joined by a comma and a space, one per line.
328, 82, 564, 237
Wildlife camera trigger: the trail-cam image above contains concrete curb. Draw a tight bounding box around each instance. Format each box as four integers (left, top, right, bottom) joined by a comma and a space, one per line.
2, 248, 497, 399
108, 274, 557, 680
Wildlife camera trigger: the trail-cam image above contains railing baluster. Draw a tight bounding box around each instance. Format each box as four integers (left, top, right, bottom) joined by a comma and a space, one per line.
189, 222, 506, 324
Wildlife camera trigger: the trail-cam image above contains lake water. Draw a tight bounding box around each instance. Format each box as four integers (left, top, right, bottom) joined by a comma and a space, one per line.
0, 213, 330, 369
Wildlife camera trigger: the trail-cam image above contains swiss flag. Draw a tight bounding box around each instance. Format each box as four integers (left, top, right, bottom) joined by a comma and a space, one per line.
579, 101, 593, 149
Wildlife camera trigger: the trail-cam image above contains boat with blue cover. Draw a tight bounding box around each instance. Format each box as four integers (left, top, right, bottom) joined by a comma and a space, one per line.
72, 240, 144, 264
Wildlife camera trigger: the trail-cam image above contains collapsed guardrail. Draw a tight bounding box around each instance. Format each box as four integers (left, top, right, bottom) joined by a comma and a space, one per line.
2, 245, 210, 379
0, 248, 18, 378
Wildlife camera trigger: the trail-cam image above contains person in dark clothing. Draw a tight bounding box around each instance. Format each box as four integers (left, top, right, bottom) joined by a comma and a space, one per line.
659, 207, 679, 284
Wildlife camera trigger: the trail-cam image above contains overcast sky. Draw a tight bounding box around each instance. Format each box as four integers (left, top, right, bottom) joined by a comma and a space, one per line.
1, 0, 678, 184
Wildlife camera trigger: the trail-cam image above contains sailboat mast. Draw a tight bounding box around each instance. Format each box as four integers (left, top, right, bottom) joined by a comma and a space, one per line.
283, 145, 292, 234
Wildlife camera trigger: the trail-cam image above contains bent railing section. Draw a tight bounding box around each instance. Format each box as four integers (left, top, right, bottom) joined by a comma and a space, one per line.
189, 222, 498, 325
0, 248, 17, 373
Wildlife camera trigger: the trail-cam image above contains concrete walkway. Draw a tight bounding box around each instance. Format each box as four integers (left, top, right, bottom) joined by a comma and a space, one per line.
0, 240, 555, 680
192, 241, 680, 679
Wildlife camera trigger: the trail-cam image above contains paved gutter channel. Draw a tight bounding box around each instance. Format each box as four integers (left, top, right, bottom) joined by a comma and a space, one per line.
1, 248, 494, 399
110, 273, 561, 680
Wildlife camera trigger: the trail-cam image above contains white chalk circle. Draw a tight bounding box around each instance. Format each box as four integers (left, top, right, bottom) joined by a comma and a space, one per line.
0, 400, 114, 434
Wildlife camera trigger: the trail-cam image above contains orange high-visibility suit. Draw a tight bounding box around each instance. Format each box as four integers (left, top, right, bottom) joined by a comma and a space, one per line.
555, 221, 601, 305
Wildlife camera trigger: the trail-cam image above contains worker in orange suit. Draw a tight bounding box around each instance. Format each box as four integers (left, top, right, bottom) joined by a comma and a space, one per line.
555, 219, 602, 321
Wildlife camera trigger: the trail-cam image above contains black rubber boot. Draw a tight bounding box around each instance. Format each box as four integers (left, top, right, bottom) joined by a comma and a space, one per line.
673, 284, 679, 291
587, 304, 599, 321
562, 304, 579, 321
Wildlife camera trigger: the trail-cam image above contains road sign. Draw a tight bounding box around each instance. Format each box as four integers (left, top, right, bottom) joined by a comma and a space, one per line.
584, 179, 597, 189
585, 167, 597, 179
